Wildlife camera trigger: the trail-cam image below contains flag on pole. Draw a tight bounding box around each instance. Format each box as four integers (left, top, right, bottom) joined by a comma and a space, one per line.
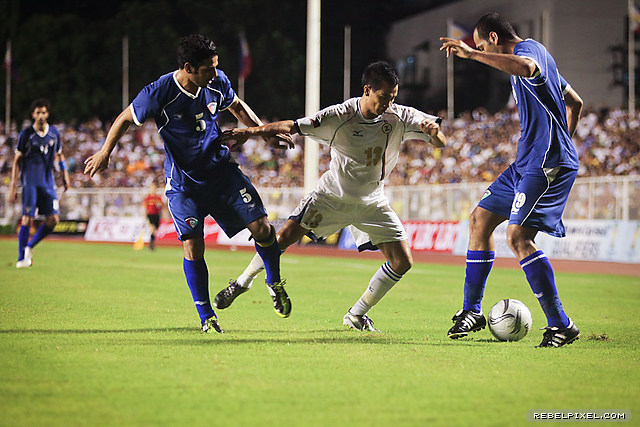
447, 22, 475, 47
239, 32, 252, 79
631, 3, 640, 33
4, 41, 10, 71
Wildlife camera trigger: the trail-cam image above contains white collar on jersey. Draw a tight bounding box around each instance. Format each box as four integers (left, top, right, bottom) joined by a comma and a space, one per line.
173, 70, 201, 99
32, 123, 49, 138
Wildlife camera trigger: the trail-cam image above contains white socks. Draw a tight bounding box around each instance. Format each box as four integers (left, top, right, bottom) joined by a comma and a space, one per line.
236, 253, 265, 288
350, 262, 402, 315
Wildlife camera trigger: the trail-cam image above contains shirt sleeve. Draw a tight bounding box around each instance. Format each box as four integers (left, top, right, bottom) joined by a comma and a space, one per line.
131, 80, 165, 126
216, 70, 237, 111
16, 130, 28, 154
559, 73, 571, 95
55, 129, 62, 154
294, 104, 346, 144
401, 106, 439, 142
514, 40, 547, 84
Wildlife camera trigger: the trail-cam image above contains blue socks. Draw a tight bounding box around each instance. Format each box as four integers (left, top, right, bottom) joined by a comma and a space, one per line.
520, 250, 569, 328
28, 224, 54, 248
462, 250, 494, 313
254, 226, 281, 285
183, 258, 215, 323
17, 225, 30, 261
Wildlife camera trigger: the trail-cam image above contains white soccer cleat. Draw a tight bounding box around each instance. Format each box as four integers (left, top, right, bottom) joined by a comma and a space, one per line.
16, 259, 33, 268
343, 310, 380, 332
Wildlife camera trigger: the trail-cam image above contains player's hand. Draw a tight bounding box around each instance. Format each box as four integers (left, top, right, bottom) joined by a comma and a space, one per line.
221, 128, 252, 150
420, 119, 440, 137
266, 133, 294, 150
84, 151, 111, 177
439, 37, 475, 59
62, 172, 71, 192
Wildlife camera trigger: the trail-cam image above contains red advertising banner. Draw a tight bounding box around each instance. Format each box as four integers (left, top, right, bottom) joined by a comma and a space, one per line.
403, 221, 458, 252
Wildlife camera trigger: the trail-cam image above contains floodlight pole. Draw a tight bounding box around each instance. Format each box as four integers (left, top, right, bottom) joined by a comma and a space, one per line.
629, 0, 636, 115
304, 0, 321, 194
122, 36, 129, 111
5, 40, 11, 136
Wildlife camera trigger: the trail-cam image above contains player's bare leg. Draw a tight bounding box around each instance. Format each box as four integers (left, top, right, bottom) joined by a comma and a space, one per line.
344, 240, 412, 332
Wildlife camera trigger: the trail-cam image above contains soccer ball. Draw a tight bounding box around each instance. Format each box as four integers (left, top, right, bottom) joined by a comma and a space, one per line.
488, 299, 532, 341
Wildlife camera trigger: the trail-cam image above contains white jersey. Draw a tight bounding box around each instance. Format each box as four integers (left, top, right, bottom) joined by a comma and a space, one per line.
295, 97, 438, 202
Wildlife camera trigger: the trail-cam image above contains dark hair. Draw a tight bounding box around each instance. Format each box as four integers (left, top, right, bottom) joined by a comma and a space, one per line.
177, 34, 218, 69
361, 61, 399, 90
30, 98, 50, 113
474, 13, 517, 42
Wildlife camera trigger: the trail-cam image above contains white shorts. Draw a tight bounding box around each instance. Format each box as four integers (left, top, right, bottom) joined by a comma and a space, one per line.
289, 191, 407, 248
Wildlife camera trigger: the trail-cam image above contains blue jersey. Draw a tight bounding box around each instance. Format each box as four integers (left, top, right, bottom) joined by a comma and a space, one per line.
511, 39, 578, 172
130, 69, 237, 186
16, 124, 61, 187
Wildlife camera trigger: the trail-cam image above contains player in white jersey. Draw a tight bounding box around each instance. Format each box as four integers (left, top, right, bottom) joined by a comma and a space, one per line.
213, 62, 446, 331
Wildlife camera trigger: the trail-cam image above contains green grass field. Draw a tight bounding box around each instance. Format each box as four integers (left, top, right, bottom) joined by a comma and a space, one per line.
1, 239, 638, 426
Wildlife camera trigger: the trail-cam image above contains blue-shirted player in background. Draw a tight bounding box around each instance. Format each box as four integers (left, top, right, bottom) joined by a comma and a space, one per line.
9, 99, 71, 268
84, 34, 293, 333
440, 13, 584, 347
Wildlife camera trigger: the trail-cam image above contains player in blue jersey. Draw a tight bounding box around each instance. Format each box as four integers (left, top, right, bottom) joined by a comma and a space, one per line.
84, 34, 293, 333
440, 13, 584, 347
9, 99, 71, 268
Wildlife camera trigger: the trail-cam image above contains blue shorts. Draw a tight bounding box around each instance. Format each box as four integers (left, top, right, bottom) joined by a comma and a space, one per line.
478, 164, 577, 237
165, 163, 267, 241
22, 183, 59, 217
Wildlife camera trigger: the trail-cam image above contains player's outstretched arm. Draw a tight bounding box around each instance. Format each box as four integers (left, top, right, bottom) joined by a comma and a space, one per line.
439, 37, 536, 77
221, 120, 296, 147
564, 87, 583, 137
227, 98, 294, 149
420, 119, 447, 148
8, 151, 22, 203
84, 107, 134, 177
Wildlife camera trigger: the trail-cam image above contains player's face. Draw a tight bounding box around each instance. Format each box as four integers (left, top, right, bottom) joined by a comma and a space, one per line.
473, 29, 500, 54
31, 107, 49, 125
191, 55, 219, 88
362, 82, 398, 118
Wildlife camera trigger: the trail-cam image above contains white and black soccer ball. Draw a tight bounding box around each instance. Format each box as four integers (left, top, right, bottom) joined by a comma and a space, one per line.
488, 299, 532, 342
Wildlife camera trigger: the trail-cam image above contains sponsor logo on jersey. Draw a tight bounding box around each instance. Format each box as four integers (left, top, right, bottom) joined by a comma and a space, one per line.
311, 117, 320, 128
173, 113, 183, 120
185, 217, 199, 228
49, 140, 55, 146
352, 129, 363, 137
207, 102, 218, 115
381, 122, 392, 134
481, 190, 491, 200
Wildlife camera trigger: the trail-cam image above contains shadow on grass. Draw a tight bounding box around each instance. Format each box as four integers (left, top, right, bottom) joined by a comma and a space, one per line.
0, 327, 504, 346
0, 327, 194, 334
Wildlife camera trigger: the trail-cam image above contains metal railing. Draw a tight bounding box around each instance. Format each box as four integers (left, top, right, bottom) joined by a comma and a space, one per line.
1, 176, 638, 223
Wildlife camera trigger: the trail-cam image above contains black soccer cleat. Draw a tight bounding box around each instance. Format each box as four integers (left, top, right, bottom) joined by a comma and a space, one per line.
536, 319, 580, 348
448, 309, 487, 339
266, 279, 291, 318
214, 280, 250, 310
201, 314, 224, 334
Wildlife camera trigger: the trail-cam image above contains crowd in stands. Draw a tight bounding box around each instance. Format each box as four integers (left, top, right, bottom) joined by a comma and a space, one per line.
1, 105, 638, 190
